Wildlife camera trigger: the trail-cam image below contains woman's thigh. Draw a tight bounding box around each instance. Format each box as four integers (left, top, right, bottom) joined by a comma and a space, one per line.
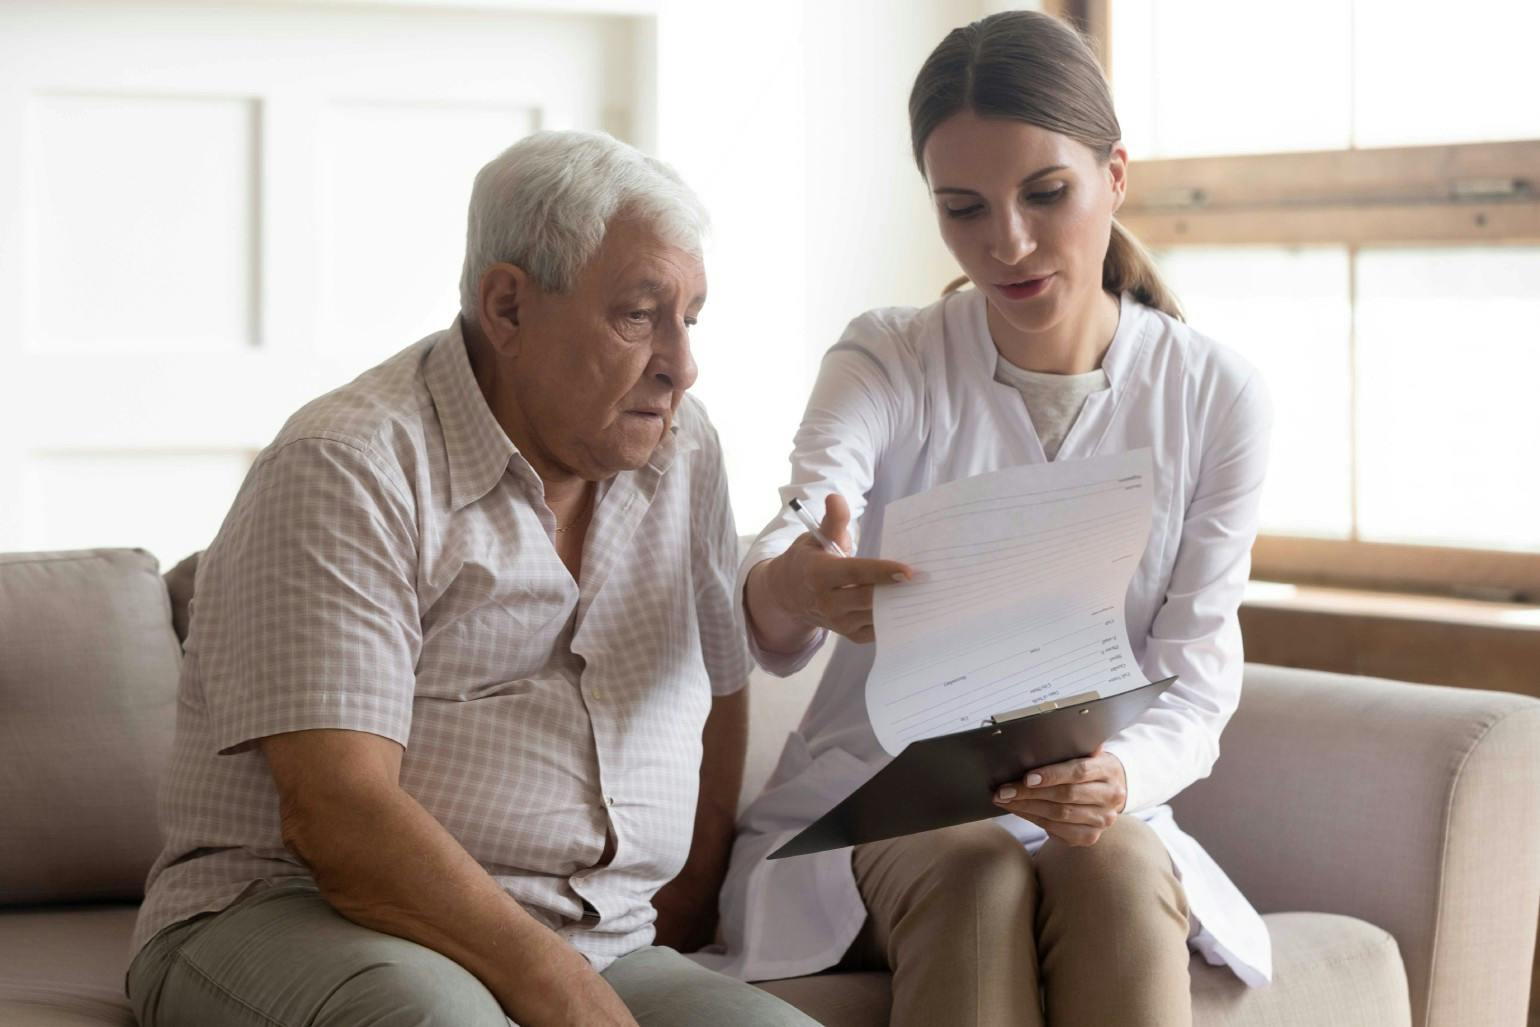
1032, 815, 1193, 1026
1032, 813, 1190, 923
128, 879, 509, 1027
848, 819, 1039, 960
846, 820, 1044, 1027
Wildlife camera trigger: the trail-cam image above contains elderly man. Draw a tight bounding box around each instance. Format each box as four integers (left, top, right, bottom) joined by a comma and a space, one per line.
126, 131, 816, 1027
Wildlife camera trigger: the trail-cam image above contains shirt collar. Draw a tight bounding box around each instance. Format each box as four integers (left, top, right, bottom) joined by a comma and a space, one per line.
1100, 291, 1152, 395
425, 319, 516, 512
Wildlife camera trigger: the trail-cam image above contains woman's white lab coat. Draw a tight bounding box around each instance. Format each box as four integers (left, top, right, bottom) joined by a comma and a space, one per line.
694, 289, 1274, 987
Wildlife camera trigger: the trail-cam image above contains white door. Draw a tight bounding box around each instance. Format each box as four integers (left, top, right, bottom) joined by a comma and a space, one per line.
0, 0, 653, 568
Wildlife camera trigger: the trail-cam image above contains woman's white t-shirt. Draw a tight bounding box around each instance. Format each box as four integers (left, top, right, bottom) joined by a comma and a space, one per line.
992, 355, 1110, 460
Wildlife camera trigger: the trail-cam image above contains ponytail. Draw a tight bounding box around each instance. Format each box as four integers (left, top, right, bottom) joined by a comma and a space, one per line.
1104, 220, 1183, 321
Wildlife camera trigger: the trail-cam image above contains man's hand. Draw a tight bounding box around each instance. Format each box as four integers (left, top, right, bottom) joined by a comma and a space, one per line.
990, 746, 1128, 847
747, 494, 911, 649
652, 873, 720, 953
531, 943, 638, 1027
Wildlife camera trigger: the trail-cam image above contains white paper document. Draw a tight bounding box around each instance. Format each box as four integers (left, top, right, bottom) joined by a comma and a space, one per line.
866, 449, 1155, 756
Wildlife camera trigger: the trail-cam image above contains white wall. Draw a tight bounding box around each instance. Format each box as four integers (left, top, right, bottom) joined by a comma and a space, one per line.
0, 0, 646, 565
800, 0, 981, 370
656, 0, 985, 533
0, 0, 1004, 558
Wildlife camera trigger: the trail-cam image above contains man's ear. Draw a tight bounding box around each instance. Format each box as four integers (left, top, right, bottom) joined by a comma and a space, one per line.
1107, 142, 1129, 215
477, 263, 528, 355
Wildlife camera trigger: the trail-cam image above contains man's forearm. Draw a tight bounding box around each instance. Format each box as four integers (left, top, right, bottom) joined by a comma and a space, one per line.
282, 778, 627, 1025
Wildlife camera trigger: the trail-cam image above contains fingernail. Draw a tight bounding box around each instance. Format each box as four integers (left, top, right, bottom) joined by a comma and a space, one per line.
1026, 773, 1043, 787
996, 785, 1017, 801
891, 573, 908, 583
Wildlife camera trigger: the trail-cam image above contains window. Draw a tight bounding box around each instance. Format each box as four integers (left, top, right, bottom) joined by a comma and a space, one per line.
1051, 0, 1540, 600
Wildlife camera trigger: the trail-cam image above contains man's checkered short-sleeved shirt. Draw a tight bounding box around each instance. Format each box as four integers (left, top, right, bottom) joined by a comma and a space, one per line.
132, 322, 751, 968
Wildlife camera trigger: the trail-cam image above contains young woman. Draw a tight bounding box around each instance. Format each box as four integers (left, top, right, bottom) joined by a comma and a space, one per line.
698, 11, 1273, 1024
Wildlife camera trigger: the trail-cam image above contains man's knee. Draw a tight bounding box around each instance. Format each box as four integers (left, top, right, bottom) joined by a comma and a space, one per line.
605, 946, 819, 1027
315, 952, 506, 1027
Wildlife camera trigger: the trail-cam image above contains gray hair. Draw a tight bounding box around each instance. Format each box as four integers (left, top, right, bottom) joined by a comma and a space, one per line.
458, 130, 709, 320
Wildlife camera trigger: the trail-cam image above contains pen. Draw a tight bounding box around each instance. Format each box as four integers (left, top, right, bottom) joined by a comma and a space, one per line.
788, 497, 849, 558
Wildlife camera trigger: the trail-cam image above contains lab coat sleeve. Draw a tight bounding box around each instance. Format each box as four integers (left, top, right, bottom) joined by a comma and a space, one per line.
1102, 371, 1272, 815
736, 316, 913, 676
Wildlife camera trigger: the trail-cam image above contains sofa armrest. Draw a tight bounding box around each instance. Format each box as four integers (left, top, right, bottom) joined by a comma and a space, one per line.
1171, 663, 1540, 1027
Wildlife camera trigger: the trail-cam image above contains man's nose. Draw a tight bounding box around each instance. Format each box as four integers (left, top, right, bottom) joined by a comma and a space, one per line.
987, 209, 1035, 267
652, 319, 698, 393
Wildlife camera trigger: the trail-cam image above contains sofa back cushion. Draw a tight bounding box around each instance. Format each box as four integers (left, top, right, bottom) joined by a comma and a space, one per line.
0, 549, 180, 904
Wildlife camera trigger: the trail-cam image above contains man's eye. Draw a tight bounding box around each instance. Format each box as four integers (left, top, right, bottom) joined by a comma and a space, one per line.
684, 317, 698, 328
628, 310, 652, 323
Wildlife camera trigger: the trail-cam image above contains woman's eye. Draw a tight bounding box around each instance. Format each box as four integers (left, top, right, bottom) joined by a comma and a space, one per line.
943, 204, 983, 219
684, 317, 698, 328
1026, 185, 1067, 204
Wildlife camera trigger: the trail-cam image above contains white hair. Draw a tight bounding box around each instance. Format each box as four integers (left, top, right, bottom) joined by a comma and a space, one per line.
458, 130, 709, 320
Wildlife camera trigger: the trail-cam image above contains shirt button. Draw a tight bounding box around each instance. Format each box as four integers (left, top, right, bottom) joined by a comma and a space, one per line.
604, 795, 616, 807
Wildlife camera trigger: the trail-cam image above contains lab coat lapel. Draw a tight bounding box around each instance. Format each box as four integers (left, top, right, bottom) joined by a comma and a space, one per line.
952, 289, 1045, 472
1054, 292, 1153, 463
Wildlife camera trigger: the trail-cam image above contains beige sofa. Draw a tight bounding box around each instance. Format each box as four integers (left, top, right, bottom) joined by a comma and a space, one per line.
2, 547, 1538, 1026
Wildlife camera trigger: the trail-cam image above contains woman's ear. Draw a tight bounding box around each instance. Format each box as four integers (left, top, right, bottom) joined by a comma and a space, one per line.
477, 263, 527, 355
1107, 142, 1130, 214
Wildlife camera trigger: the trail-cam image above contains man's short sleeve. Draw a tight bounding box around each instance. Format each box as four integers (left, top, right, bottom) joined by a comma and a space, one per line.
192, 437, 422, 755
691, 421, 752, 698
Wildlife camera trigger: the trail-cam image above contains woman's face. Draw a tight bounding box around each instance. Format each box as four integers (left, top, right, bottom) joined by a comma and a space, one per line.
922, 110, 1126, 338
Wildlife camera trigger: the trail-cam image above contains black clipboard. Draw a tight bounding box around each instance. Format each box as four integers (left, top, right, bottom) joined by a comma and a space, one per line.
768, 676, 1176, 859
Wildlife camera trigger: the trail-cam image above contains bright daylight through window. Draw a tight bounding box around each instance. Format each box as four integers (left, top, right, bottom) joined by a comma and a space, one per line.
1112, 0, 1540, 567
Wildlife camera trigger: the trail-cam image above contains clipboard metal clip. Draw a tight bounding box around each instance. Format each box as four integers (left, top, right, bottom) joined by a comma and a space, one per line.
984, 691, 1101, 727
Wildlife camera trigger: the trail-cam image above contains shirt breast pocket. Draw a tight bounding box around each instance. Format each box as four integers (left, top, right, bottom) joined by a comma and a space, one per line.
419, 573, 576, 701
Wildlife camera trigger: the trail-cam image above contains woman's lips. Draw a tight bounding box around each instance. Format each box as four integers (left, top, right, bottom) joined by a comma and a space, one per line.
995, 274, 1054, 301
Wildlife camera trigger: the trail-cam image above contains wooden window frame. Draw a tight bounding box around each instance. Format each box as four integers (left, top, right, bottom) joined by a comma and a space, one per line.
1119, 141, 1540, 247
1048, 0, 1540, 601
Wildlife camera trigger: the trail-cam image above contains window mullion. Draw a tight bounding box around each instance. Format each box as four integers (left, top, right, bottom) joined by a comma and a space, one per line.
1347, 0, 1359, 151
1347, 244, 1361, 542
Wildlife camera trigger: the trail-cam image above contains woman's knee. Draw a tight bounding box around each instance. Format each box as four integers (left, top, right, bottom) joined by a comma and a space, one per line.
918, 821, 1037, 914
1036, 815, 1188, 920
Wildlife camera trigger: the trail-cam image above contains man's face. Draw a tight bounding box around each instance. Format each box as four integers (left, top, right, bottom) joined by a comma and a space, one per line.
496, 217, 705, 481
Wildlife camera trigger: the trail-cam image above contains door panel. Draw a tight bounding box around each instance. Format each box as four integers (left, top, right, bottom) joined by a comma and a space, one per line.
0, 1, 650, 567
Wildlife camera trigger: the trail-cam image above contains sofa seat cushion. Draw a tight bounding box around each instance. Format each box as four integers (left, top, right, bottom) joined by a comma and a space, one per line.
1193, 911, 1409, 1026
0, 905, 137, 1026
1, 906, 1405, 1027
756, 911, 1409, 1027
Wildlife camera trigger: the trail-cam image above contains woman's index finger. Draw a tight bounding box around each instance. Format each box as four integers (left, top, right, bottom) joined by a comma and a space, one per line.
820, 556, 913, 589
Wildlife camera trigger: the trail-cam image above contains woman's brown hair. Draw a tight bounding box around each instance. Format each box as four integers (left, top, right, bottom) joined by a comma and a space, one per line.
911, 10, 1182, 320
